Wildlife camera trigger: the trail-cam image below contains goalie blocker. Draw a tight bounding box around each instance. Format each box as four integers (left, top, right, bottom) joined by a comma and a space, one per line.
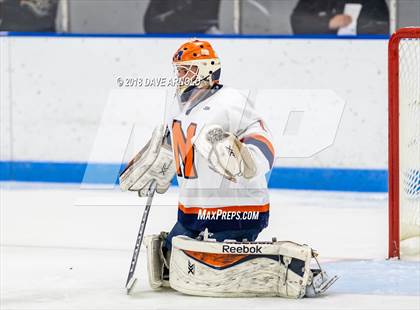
145, 234, 338, 298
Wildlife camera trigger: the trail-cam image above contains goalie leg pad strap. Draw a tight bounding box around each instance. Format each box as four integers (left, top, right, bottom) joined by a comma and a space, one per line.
169, 236, 316, 298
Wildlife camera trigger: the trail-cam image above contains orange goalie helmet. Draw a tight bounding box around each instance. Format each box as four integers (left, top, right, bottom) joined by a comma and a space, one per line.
172, 39, 221, 97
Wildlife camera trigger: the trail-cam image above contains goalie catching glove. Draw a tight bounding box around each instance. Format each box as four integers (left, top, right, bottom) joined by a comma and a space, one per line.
192, 124, 257, 182
119, 125, 176, 196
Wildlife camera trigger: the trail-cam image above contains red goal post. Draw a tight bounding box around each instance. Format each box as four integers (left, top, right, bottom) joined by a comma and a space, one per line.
388, 27, 420, 259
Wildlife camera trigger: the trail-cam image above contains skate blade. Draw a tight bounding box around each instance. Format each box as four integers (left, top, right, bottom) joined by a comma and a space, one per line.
318, 275, 339, 294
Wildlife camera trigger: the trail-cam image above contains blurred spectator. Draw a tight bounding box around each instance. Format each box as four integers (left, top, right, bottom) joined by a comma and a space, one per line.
144, 0, 221, 34
291, 0, 389, 35
0, 0, 58, 32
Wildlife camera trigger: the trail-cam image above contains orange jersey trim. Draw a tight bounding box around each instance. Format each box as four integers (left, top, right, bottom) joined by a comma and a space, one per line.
241, 134, 275, 157
178, 202, 270, 215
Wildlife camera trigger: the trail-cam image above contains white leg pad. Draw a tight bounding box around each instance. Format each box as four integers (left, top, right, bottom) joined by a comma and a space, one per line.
169, 236, 323, 298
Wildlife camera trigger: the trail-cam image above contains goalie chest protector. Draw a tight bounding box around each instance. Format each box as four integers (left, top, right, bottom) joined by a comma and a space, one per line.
165, 86, 275, 233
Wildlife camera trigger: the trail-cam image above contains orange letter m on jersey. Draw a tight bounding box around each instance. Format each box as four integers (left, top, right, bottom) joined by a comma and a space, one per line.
172, 120, 198, 179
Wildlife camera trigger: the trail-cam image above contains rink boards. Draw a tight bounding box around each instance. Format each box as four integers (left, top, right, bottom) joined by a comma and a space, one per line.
0, 34, 388, 192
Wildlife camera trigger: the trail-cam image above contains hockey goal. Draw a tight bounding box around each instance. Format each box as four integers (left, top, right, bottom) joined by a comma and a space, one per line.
388, 27, 420, 259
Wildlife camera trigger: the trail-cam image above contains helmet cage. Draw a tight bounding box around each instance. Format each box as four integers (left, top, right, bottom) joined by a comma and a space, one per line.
173, 58, 221, 96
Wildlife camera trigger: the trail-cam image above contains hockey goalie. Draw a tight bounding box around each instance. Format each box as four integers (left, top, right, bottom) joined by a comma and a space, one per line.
120, 39, 337, 298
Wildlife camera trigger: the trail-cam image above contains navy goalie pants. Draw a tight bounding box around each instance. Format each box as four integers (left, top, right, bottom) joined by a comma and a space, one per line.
164, 221, 263, 250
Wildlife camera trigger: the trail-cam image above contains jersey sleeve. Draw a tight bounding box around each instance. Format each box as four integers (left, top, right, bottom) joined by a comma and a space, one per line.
238, 120, 275, 177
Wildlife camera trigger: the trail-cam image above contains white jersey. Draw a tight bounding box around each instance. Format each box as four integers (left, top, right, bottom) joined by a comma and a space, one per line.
165, 85, 275, 232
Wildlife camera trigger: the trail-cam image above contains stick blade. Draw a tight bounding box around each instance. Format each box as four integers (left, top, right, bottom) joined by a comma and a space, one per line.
126, 277, 137, 295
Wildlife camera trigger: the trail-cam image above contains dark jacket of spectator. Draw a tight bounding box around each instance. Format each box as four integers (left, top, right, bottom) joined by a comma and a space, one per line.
0, 0, 58, 32
144, 0, 220, 33
291, 0, 389, 35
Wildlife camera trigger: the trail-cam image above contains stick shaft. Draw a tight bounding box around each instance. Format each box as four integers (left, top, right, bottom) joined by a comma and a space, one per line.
125, 180, 157, 289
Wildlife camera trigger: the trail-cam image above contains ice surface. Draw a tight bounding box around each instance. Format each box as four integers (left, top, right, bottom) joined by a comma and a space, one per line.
1, 183, 419, 309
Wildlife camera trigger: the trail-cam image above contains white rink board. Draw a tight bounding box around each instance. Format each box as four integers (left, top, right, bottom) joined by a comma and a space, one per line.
0, 36, 387, 169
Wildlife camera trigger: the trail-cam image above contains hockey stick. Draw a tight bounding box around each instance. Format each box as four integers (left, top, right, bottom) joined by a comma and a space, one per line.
125, 180, 157, 295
